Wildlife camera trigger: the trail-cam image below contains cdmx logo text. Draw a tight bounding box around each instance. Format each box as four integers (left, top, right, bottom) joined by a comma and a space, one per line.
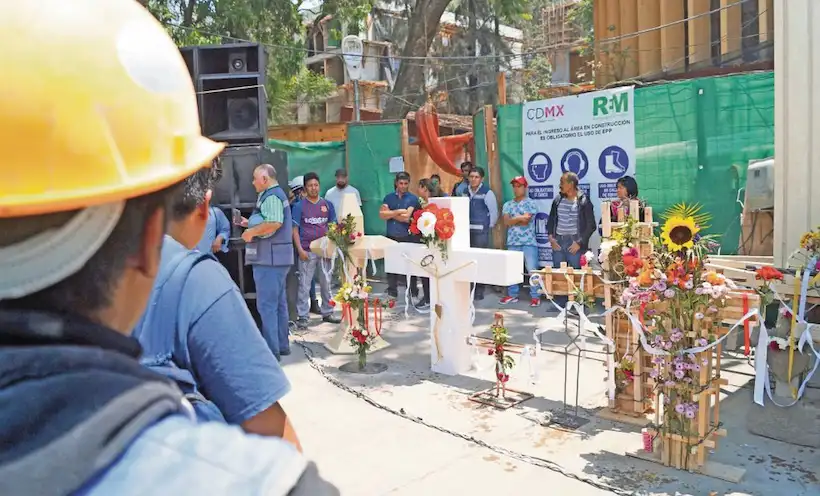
526, 104, 565, 121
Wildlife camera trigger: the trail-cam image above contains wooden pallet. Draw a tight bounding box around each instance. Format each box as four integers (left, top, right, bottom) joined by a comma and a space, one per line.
632, 293, 757, 475
532, 265, 606, 298
600, 200, 657, 417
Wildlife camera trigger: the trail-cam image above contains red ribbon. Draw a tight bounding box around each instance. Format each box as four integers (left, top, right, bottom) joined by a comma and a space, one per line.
374, 303, 383, 336
742, 293, 751, 356
343, 303, 353, 326
363, 299, 369, 333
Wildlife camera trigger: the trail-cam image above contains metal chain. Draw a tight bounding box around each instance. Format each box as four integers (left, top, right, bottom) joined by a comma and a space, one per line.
292, 336, 634, 496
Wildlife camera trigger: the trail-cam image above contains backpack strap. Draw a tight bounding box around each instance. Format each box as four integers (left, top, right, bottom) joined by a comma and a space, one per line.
155, 250, 216, 373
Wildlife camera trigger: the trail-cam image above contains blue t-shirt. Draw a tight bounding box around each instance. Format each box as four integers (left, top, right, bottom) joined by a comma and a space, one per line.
382, 191, 419, 238
195, 206, 231, 254
147, 237, 291, 424
502, 198, 538, 247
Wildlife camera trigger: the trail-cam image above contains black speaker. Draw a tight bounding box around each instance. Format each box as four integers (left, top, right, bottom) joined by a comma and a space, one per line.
179, 43, 267, 145
214, 145, 288, 208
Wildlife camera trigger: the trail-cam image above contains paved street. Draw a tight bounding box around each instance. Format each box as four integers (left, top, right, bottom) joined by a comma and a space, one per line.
279, 282, 820, 495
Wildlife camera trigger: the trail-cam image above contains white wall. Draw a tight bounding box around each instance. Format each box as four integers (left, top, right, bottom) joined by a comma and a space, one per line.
774, 0, 820, 266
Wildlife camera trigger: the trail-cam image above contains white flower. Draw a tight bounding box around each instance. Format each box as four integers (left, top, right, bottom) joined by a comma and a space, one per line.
417, 211, 438, 237
583, 251, 595, 264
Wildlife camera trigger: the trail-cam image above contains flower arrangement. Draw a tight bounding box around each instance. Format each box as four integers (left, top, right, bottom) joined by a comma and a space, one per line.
409, 203, 456, 261
333, 275, 395, 369
768, 335, 795, 351
326, 213, 362, 282
615, 355, 635, 393
598, 216, 644, 280
790, 226, 820, 276
617, 204, 733, 442
754, 266, 783, 308
486, 313, 515, 393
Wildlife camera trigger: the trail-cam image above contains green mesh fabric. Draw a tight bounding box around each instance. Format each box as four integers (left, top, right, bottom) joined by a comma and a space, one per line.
267, 138, 345, 195
345, 121, 406, 236
497, 72, 774, 254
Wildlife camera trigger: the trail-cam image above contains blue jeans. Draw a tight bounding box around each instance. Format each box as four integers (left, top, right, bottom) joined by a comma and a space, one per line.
310, 279, 316, 302
507, 245, 540, 298
551, 234, 582, 269
253, 265, 290, 357
297, 253, 333, 318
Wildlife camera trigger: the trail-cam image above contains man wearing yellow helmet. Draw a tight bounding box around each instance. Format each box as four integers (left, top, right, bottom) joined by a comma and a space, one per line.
0, 2, 336, 494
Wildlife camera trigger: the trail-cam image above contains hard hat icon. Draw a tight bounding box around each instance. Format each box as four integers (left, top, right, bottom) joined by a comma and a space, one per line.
527, 152, 552, 183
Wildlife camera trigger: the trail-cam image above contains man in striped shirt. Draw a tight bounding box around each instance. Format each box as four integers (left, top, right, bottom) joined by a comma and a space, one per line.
242, 164, 294, 358
545, 172, 596, 271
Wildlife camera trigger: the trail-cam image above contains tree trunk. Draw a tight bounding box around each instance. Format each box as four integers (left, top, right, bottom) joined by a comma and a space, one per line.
382, 0, 451, 120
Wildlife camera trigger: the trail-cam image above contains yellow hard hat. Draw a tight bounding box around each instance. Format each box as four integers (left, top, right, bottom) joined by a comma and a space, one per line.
0, 0, 225, 218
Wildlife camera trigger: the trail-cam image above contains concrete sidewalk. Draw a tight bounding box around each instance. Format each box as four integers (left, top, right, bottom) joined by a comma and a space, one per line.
278, 282, 820, 495
279, 348, 613, 495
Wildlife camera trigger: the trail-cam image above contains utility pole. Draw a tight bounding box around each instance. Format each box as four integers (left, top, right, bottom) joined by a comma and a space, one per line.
342, 35, 364, 122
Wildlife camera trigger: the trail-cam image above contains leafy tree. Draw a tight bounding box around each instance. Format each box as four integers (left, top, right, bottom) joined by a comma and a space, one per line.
520, 53, 552, 101
142, 0, 335, 123
566, 0, 593, 55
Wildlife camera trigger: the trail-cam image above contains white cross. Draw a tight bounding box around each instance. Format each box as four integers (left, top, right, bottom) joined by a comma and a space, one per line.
383, 197, 523, 376
310, 193, 396, 354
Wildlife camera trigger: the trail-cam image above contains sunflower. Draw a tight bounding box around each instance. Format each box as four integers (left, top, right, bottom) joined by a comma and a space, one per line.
661, 215, 699, 251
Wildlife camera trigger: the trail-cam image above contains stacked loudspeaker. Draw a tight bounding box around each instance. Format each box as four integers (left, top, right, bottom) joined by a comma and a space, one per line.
180, 43, 289, 302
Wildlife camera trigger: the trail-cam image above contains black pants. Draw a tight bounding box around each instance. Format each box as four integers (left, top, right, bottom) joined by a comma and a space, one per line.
470, 230, 491, 298
386, 234, 430, 300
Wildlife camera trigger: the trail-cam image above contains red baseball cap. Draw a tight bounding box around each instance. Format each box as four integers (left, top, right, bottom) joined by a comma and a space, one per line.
510, 176, 528, 187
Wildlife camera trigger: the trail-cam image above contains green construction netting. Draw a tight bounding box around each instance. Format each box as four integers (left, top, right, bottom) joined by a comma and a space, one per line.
346, 121, 405, 236
497, 71, 774, 254
267, 138, 345, 196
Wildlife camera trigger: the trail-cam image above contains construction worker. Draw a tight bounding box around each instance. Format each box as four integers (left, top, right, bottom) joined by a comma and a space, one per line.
195, 205, 231, 254
132, 168, 300, 448
0, 2, 335, 494
240, 164, 294, 358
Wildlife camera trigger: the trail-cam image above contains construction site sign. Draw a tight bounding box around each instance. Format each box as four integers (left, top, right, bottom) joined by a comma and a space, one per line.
522, 86, 636, 266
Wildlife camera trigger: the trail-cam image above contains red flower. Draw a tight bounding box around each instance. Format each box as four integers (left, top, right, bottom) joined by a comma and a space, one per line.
412, 210, 423, 221
373, 298, 381, 305
357, 232, 363, 238
435, 220, 455, 240
622, 255, 644, 277
496, 373, 510, 383
756, 266, 784, 282
487, 348, 495, 355
409, 223, 421, 235
328, 299, 336, 307
437, 208, 454, 223
580, 255, 588, 267
388, 299, 396, 309
768, 341, 779, 351
352, 330, 367, 344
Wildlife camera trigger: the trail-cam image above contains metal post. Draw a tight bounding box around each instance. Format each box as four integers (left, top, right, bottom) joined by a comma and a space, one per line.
353, 79, 361, 121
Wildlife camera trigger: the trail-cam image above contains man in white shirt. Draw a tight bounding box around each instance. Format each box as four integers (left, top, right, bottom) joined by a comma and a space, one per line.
324, 168, 361, 216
